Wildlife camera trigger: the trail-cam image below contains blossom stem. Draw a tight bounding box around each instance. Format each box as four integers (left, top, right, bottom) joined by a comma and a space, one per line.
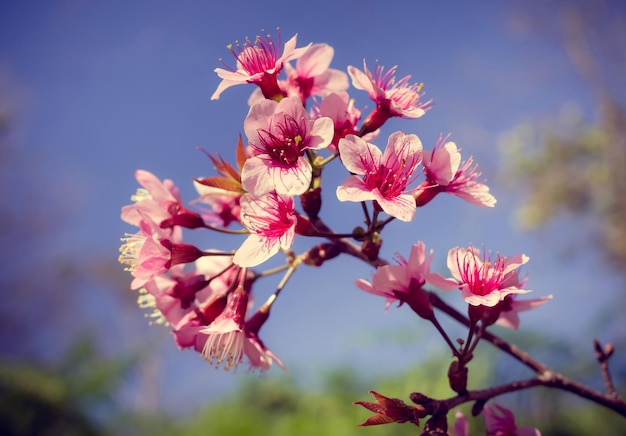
361, 202, 371, 227
202, 223, 249, 235
317, 152, 340, 167
254, 263, 292, 280
429, 315, 460, 358
427, 291, 626, 417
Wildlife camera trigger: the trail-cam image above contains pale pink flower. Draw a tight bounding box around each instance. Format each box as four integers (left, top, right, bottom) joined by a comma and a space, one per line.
140, 267, 201, 327
211, 31, 310, 100
200, 286, 285, 372
311, 92, 379, 154
348, 61, 433, 135
496, 294, 553, 330
233, 192, 297, 267
438, 246, 531, 307
283, 43, 349, 102
336, 132, 422, 222
242, 96, 334, 196
356, 241, 438, 316
193, 182, 242, 228
247, 43, 349, 107
119, 217, 179, 290
483, 404, 541, 436
121, 169, 205, 230
415, 134, 496, 207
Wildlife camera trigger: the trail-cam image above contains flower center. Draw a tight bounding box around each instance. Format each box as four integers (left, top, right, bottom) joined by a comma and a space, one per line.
256, 113, 306, 166
457, 251, 506, 297
118, 233, 146, 271
227, 33, 280, 75
363, 144, 420, 198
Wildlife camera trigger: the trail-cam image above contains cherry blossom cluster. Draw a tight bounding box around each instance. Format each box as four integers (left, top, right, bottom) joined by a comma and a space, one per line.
118, 29, 563, 433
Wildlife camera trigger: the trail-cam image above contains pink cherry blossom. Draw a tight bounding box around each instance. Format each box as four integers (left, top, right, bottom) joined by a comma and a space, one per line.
483, 404, 542, 436
355, 241, 438, 315
121, 169, 205, 230
310, 92, 379, 155
496, 294, 553, 330
415, 134, 496, 207
242, 96, 334, 196
119, 217, 179, 290
233, 192, 297, 267
211, 31, 310, 100
283, 43, 349, 102
193, 182, 242, 228
336, 132, 422, 222
440, 246, 531, 307
200, 285, 285, 372
348, 61, 433, 135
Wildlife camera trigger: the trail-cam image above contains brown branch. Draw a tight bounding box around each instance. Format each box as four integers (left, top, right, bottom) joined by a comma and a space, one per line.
429, 292, 626, 417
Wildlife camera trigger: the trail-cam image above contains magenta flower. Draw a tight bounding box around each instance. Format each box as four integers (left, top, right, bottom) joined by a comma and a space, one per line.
415, 134, 496, 207
242, 96, 334, 196
311, 92, 379, 155
211, 31, 310, 100
437, 246, 531, 307
348, 61, 433, 135
283, 43, 349, 102
119, 218, 179, 290
140, 267, 205, 327
121, 169, 180, 227
483, 404, 542, 436
233, 192, 297, 267
336, 132, 422, 222
356, 241, 439, 317
496, 294, 553, 330
121, 169, 205, 230
200, 285, 285, 372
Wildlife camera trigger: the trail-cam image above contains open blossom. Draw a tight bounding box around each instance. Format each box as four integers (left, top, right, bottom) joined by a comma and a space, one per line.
483, 404, 542, 436
242, 96, 334, 196
121, 169, 205, 230
336, 132, 422, 222
247, 43, 349, 106
356, 241, 439, 318
348, 61, 433, 135
200, 285, 285, 372
431, 246, 531, 307
311, 92, 379, 154
414, 134, 496, 207
211, 31, 310, 100
233, 192, 297, 267
496, 293, 553, 330
119, 217, 179, 290
283, 43, 349, 102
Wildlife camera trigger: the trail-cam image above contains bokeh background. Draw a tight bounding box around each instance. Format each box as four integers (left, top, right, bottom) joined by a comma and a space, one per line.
1, 0, 625, 434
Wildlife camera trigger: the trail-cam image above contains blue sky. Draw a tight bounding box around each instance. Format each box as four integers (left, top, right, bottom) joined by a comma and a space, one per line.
1, 0, 621, 415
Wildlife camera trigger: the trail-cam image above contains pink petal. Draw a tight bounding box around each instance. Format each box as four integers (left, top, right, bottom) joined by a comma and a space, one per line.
233, 234, 280, 267
427, 142, 461, 185
241, 157, 275, 196
336, 176, 376, 202
296, 43, 334, 77
338, 135, 381, 175
271, 157, 312, 196
308, 117, 334, 149
375, 193, 416, 222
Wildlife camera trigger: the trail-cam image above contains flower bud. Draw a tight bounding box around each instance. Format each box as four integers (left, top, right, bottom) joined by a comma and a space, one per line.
300, 186, 322, 220
448, 359, 468, 395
